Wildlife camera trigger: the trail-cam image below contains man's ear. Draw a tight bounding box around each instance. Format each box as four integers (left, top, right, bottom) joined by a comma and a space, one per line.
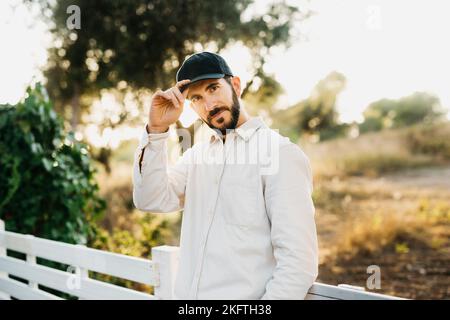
230, 76, 241, 98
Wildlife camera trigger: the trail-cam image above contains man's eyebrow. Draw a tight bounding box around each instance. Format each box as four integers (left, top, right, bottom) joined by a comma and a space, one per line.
188, 82, 219, 100
205, 82, 219, 91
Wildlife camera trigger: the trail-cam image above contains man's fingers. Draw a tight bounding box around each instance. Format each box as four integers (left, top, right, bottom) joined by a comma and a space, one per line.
169, 90, 181, 109
173, 87, 185, 106
154, 81, 189, 108
159, 91, 177, 108
176, 79, 191, 88
176, 79, 191, 97
159, 91, 171, 101
152, 89, 163, 99
181, 86, 189, 99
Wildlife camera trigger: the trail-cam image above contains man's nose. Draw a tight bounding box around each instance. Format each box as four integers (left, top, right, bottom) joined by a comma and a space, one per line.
204, 96, 217, 112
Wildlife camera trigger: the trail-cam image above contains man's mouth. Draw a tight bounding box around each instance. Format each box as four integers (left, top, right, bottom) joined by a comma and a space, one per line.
212, 109, 226, 120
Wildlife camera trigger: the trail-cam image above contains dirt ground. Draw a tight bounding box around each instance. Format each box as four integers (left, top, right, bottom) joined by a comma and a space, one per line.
314, 166, 450, 299
318, 232, 450, 299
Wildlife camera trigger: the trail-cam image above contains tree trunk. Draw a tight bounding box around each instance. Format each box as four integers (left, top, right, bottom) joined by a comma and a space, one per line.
70, 84, 80, 130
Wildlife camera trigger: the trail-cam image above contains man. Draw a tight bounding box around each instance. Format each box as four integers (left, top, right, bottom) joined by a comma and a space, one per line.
133, 52, 318, 299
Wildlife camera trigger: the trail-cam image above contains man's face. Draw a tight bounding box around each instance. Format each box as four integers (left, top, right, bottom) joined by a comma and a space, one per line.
187, 77, 240, 132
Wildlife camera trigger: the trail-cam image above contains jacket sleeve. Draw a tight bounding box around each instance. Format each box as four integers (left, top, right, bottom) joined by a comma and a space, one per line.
132, 128, 191, 213
261, 143, 319, 300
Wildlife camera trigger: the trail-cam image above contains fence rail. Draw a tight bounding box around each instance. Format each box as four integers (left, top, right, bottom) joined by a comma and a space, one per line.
0, 219, 403, 300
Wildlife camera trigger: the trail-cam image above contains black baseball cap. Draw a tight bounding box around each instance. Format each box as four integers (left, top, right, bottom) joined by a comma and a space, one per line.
176, 52, 234, 92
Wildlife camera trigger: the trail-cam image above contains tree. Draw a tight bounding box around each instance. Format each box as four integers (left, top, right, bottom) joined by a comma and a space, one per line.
36, 0, 308, 123
243, 71, 285, 121
272, 71, 347, 142
360, 92, 445, 133
0, 84, 105, 244
27, 0, 310, 168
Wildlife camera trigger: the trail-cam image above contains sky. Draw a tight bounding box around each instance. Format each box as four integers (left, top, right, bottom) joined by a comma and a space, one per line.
1, 0, 449, 129
0, 1, 49, 103
222, 0, 450, 123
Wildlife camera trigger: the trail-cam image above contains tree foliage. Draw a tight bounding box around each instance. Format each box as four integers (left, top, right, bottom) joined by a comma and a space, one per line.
360, 92, 445, 133
273, 71, 347, 142
38, 0, 306, 125
0, 84, 105, 244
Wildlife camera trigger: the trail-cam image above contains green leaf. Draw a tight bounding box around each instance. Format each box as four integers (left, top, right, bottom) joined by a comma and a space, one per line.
42, 158, 53, 172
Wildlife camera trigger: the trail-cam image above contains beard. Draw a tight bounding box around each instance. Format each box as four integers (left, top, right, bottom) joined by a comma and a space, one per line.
205, 90, 241, 134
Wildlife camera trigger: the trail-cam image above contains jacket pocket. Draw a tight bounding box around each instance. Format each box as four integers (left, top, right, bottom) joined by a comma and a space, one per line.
219, 165, 260, 227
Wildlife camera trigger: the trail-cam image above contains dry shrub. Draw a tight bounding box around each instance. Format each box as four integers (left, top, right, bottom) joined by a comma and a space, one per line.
330, 199, 450, 258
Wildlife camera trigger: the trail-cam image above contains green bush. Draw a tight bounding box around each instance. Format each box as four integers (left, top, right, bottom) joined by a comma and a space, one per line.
359, 92, 445, 133
88, 213, 181, 293
0, 84, 105, 244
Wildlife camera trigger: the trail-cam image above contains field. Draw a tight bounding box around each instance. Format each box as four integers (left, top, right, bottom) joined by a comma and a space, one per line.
304, 122, 450, 299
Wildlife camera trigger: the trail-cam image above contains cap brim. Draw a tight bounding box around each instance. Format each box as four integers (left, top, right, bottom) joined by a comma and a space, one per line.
179, 73, 225, 93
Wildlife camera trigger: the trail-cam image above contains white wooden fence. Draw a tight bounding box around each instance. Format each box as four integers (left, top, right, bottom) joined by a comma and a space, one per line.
0, 220, 403, 300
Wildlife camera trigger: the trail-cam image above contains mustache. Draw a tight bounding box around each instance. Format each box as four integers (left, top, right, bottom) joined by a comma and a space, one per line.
208, 107, 228, 121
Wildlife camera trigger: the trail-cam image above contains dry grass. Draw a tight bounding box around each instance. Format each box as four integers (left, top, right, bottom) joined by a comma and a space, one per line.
302, 122, 450, 179
316, 198, 450, 299
330, 199, 450, 259
305, 122, 450, 298
94, 161, 137, 231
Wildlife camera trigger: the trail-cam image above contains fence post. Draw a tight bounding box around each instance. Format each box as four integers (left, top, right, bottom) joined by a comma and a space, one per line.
151, 245, 179, 300
0, 219, 11, 300
26, 235, 39, 290
75, 244, 89, 300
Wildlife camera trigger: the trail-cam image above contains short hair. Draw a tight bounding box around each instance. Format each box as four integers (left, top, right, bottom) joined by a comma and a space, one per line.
223, 75, 233, 87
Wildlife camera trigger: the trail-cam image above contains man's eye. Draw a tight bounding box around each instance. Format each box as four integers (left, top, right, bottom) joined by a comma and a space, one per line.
209, 85, 218, 92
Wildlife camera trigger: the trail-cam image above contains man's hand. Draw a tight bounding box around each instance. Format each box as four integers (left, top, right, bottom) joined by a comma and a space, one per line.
147, 79, 191, 133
